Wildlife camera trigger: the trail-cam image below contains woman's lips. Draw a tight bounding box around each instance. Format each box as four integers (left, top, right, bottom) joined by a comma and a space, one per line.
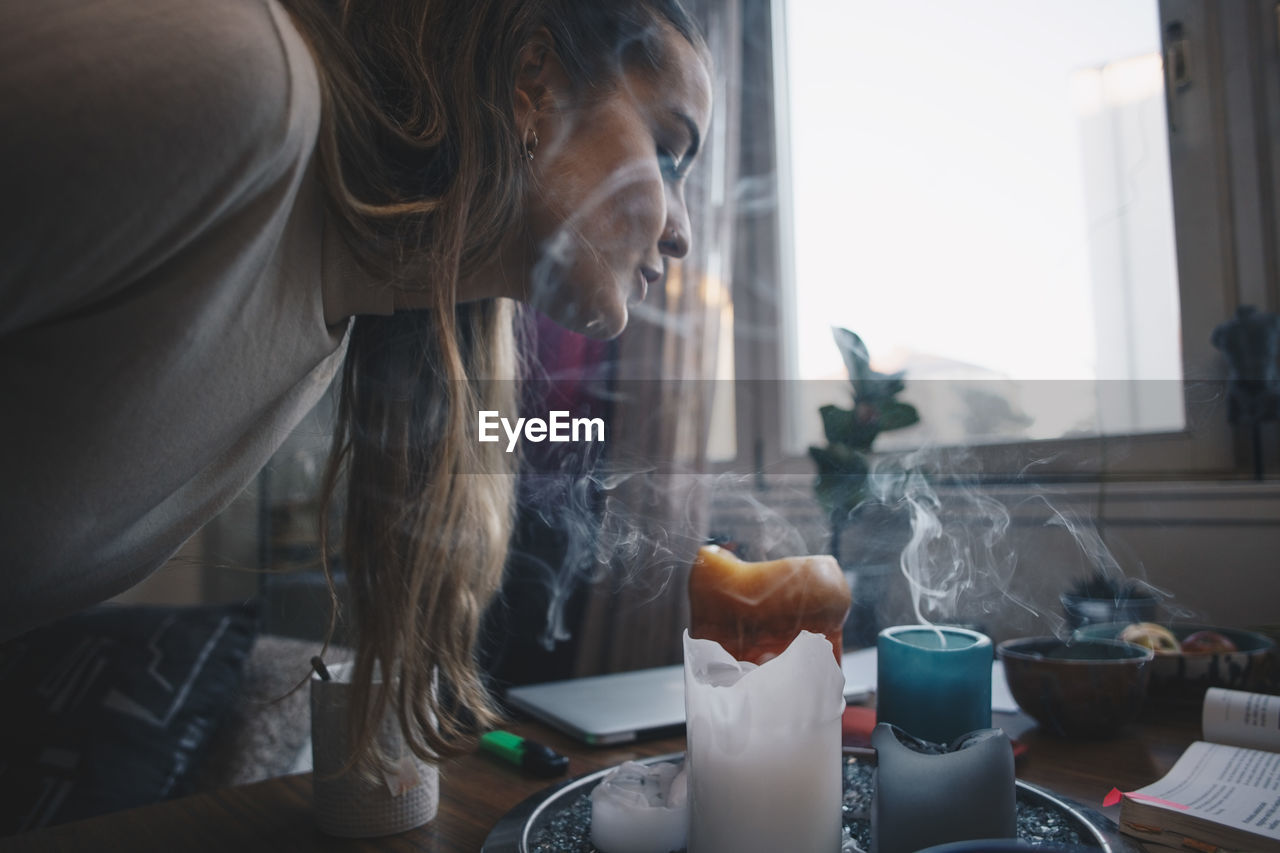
637, 265, 662, 301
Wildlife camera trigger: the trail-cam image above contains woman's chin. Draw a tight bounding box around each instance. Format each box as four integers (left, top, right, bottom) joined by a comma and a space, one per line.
535, 287, 629, 340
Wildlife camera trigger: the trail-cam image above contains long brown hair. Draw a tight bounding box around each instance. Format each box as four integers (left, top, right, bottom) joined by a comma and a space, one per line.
278, 0, 708, 767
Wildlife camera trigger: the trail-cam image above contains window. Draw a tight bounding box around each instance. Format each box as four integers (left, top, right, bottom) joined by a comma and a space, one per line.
720, 0, 1267, 481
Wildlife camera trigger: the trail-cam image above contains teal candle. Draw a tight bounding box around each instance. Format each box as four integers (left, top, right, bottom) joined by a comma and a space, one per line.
877, 626, 992, 744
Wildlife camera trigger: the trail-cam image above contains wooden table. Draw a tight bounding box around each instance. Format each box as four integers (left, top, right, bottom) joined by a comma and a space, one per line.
7, 703, 1202, 852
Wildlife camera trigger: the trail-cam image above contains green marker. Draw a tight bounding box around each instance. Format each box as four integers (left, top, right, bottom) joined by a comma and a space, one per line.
480, 730, 569, 778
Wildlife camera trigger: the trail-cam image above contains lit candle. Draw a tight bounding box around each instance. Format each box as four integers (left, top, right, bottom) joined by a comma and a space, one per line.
876, 625, 992, 744
688, 545, 851, 664
683, 629, 845, 853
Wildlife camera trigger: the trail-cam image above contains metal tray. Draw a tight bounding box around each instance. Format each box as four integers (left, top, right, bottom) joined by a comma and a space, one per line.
482, 750, 1142, 852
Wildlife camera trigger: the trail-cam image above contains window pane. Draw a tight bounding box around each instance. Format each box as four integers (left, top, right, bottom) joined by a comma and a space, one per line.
781, 0, 1184, 454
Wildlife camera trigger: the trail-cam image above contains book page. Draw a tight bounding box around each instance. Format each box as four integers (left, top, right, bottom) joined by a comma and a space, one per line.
1130, 741, 1280, 841
1203, 688, 1280, 753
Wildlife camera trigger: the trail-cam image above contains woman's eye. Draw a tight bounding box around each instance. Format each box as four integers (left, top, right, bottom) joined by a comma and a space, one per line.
657, 147, 685, 180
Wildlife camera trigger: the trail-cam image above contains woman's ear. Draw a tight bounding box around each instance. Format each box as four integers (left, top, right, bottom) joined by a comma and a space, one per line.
513, 28, 569, 130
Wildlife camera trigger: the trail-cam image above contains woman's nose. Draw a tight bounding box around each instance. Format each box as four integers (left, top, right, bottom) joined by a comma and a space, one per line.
658, 197, 691, 259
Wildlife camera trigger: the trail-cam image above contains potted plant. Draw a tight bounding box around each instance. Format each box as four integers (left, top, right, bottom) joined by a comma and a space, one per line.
809, 328, 920, 645
1060, 570, 1159, 629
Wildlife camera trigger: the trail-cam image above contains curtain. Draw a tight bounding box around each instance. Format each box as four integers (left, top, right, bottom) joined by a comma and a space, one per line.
572, 0, 747, 674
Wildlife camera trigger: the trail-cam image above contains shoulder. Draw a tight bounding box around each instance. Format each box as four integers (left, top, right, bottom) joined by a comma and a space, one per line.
0, 0, 322, 330
2, 0, 319, 160
148, 0, 323, 176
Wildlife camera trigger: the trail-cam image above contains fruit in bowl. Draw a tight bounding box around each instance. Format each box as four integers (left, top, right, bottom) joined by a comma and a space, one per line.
1118, 622, 1179, 654
1073, 622, 1275, 700
1178, 629, 1238, 654
1118, 623, 1240, 655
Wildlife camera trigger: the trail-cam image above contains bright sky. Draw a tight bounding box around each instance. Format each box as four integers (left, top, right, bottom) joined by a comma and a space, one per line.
784, 0, 1170, 382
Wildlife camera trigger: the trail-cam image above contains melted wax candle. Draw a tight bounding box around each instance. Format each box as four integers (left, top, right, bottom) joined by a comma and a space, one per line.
683, 629, 845, 853
688, 545, 851, 664
590, 761, 688, 853
870, 723, 1016, 853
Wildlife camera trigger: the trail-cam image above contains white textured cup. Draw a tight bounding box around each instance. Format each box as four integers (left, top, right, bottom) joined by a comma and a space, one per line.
310, 662, 438, 838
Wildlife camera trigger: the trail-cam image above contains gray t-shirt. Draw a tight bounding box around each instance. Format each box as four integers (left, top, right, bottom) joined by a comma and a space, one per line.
0, 0, 393, 638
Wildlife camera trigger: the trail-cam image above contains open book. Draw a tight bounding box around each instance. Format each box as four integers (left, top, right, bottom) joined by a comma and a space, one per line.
1116, 688, 1280, 852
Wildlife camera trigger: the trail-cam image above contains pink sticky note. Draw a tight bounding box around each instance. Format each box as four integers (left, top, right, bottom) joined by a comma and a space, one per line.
1103, 788, 1188, 810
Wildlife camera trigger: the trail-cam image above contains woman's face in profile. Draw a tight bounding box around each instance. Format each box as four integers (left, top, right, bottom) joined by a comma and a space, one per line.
522, 22, 713, 339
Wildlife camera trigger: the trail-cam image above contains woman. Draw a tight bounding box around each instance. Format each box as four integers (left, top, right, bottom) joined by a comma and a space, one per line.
0, 0, 712, 768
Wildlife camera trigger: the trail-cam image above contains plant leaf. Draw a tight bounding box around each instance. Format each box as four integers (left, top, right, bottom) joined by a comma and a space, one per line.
819, 404, 856, 444
877, 400, 920, 433
809, 447, 871, 514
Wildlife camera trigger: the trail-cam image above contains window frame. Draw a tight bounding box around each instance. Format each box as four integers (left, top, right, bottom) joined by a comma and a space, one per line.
719, 0, 1279, 485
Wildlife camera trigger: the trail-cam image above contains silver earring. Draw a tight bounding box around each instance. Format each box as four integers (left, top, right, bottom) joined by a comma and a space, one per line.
525, 129, 539, 162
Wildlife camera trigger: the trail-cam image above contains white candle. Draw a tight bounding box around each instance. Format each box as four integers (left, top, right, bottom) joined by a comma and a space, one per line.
683, 629, 845, 853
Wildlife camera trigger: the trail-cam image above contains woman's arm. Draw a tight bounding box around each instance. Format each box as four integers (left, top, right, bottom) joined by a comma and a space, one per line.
0, 0, 326, 639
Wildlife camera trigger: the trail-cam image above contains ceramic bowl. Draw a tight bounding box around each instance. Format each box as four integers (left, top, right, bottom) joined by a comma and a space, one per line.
997, 637, 1153, 738
1072, 622, 1276, 701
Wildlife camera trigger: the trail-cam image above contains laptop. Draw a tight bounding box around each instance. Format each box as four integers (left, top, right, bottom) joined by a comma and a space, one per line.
505, 651, 877, 746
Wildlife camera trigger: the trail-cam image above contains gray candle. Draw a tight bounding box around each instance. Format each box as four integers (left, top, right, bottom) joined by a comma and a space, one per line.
871, 723, 1016, 853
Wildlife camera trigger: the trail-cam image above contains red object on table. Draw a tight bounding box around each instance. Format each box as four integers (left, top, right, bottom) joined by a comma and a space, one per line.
843, 706, 879, 747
